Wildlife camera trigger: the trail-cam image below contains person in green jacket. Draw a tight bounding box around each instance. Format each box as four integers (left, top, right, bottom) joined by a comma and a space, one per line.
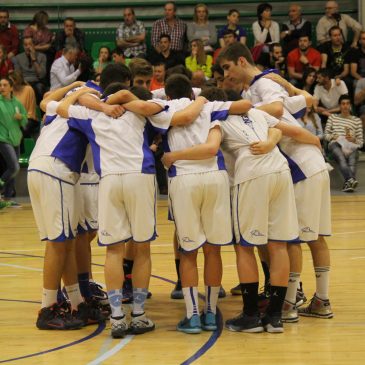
0, 77, 27, 200
185, 39, 213, 79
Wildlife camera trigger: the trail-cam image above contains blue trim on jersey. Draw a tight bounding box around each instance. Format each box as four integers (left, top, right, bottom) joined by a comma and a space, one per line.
79, 182, 99, 186
278, 147, 307, 184
97, 236, 132, 247
44, 114, 57, 126
250, 68, 279, 86
238, 236, 263, 247
132, 232, 157, 243
142, 125, 156, 174
152, 104, 169, 115
162, 134, 177, 177
216, 150, 226, 170
27, 169, 76, 185
269, 237, 300, 243
85, 80, 103, 93
77, 223, 87, 234
178, 240, 207, 253
291, 107, 307, 119
211, 110, 229, 122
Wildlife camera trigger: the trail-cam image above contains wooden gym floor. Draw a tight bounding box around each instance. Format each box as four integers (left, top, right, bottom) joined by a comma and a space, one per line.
0, 195, 364, 365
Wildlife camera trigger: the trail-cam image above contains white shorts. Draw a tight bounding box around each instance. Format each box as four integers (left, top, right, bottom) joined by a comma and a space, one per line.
294, 170, 332, 241
169, 170, 233, 252
28, 171, 78, 242
233, 170, 299, 246
75, 181, 99, 233
98, 173, 157, 246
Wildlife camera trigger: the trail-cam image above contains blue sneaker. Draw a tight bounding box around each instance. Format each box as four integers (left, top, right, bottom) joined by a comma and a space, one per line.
201, 312, 217, 331
177, 314, 201, 334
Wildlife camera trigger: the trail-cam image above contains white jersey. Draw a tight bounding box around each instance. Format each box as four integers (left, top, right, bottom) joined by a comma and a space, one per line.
249, 70, 327, 181
79, 145, 100, 184
219, 109, 289, 185
67, 105, 170, 177
152, 87, 201, 100
150, 98, 232, 177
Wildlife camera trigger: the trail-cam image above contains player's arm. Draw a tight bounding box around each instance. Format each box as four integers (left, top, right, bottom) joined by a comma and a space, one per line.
57, 87, 99, 118
123, 100, 163, 116
228, 99, 252, 115
170, 96, 207, 126
106, 89, 139, 105
250, 127, 282, 155
161, 126, 222, 168
256, 101, 284, 119
40, 81, 85, 112
77, 94, 125, 118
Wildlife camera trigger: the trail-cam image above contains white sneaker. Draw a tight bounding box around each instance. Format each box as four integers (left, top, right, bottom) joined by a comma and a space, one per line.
130, 313, 155, 334
282, 300, 299, 323
110, 316, 128, 338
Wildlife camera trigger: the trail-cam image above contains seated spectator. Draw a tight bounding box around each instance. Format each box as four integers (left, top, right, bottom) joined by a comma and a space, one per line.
9, 70, 38, 138
297, 106, 323, 140
218, 9, 246, 48
111, 48, 125, 65
185, 39, 213, 78
316, 1, 362, 47
213, 29, 236, 64
257, 43, 286, 76
150, 62, 165, 91
354, 77, 365, 127
287, 34, 321, 84
350, 31, 365, 81
281, 4, 312, 54
93, 46, 112, 74
116, 7, 146, 59
187, 3, 216, 53
50, 45, 81, 90
0, 8, 19, 59
151, 2, 186, 53
301, 67, 317, 94
151, 34, 184, 70
13, 37, 47, 104
314, 68, 348, 119
324, 94, 363, 192
252, 3, 280, 46
0, 45, 13, 78
191, 70, 206, 88
54, 17, 85, 54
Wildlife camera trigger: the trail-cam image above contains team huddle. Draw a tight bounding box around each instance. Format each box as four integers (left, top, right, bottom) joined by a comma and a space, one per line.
28, 43, 333, 338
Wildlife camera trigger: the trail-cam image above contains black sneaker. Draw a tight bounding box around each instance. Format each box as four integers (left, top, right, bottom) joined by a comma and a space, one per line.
72, 301, 106, 326
296, 282, 307, 307
225, 312, 263, 333
218, 286, 226, 298
170, 281, 183, 299
348, 177, 358, 190
89, 281, 109, 305
262, 313, 284, 333
36, 303, 83, 330
342, 180, 354, 192
230, 283, 241, 295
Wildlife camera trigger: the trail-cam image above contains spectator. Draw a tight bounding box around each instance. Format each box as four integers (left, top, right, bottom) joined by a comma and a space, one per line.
350, 31, 365, 81
287, 35, 321, 84
281, 4, 312, 54
54, 17, 85, 54
151, 34, 184, 70
252, 3, 280, 46
301, 67, 317, 94
150, 62, 165, 91
191, 70, 206, 88
50, 45, 82, 90
297, 106, 324, 140
0, 44, 13, 78
316, 1, 362, 47
257, 43, 286, 76
313, 68, 348, 118
354, 77, 365, 127
324, 94, 363, 192
93, 46, 112, 74
151, 2, 187, 53
218, 9, 246, 48
111, 48, 125, 65
9, 70, 38, 138
116, 7, 147, 59
187, 3, 216, 53
213, 29, 236, 64
185, 39, 213, 78
0, 8, 19, 59
0, 77, 27, 201
13, 37, 47, 104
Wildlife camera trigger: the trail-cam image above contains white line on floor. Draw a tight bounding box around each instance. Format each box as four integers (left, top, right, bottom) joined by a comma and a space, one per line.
0, 263, 42, 271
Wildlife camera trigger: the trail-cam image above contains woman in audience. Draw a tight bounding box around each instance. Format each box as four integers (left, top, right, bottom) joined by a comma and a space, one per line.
93, 46, 112, 74
0, 45, 13, 78
301, 67, 317, 94
252, 3, 280, 46
218, 9, 247, 47
187, 3, 217, 53
185, 39, 213, 78
297, 106, 324, 140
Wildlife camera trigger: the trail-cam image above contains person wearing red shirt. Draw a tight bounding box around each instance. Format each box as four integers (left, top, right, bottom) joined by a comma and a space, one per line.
0, 9, 19, 59
287, 35, 321, 85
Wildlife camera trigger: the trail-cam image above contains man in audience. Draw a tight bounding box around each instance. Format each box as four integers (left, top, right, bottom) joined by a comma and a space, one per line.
151, 2, 186, 53
350, 31, 365, 81
54, 17, 85, 54
150, 62, 165, 91
281, 4, 312, 54
0, 8, 19, 59
112, 48, 126, 65
287, 34, 321, 85
257, 43, 286, 76
116, 7, 146, 59
316, 1, 362, 47
13, 37, 47, 103
213, 29, 237, 64
151, 34, 184, 69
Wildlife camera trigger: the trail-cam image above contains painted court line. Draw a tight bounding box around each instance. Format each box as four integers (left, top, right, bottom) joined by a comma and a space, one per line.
0, 263, 42, 272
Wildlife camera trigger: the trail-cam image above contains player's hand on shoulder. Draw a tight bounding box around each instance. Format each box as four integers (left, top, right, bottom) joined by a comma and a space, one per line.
103, 104, 125, 118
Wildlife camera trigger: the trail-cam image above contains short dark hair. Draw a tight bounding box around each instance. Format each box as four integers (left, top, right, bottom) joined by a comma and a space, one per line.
269, 42, 281, 53
100, 63, 131, 90
152, 61, 166, 68
165, 64, 192, 81
112, 48, 124, 56
64, 17, 75, 23
228, 9, 239, 16
102, 82, 127, 98
218, 42, 254, 66
165, 74, 192, 99
0, 8, 9, 16
211, 63, 224, 76
225, 89, 242, 101
329, 25, 341, 36
222, 29, 236, 37
298, 33, 310, 41
316, 68, 331, 79
257, 3, 272, 20
159, 33, 171, 42
200, 87, 227, 102
129, 85, 152, 101
132, 63, 153, 78
338, 94, 351, 104
165, 1, 176, 11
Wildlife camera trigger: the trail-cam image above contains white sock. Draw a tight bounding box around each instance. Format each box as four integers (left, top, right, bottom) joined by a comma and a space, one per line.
204, 286, 220, 314
285, 272, 300, 304
182, 287, 199, 318
315, 266, 330, 300
65, 283, 84, 310
132, 288, 148, 316
41, 288, 58, 308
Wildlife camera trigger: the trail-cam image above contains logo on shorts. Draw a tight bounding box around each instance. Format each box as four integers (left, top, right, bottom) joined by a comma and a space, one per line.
250, 230, 265, 237
100, 230, 112, 236
182, 237, 195, 243
301, 227, 315, 234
